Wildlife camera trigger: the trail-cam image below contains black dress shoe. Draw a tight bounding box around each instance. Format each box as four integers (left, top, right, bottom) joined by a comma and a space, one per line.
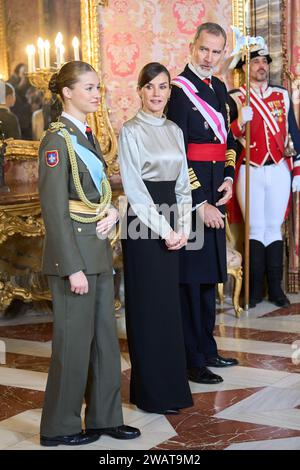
187, 367, 223, 384
269, 295, 290, 308
206, 355, 239, 367
86, 425, 141, 440
40, 431, 99, 447
249, 297, 263, 308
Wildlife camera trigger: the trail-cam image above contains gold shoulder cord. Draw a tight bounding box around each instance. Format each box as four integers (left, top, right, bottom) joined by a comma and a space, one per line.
49, 122, 112, 223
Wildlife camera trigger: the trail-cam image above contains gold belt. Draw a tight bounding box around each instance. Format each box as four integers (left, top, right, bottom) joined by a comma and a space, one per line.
69, 199, 98, 215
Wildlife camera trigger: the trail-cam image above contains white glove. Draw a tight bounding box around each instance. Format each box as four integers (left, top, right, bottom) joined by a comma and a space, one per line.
292, 175, 300, 192
238, 106, 253, 127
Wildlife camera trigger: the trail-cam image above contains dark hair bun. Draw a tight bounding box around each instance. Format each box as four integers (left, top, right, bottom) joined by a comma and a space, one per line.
48, 73, 59, 93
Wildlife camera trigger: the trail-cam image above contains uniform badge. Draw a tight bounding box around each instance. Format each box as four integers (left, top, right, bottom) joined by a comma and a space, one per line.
45, 150, 59, 167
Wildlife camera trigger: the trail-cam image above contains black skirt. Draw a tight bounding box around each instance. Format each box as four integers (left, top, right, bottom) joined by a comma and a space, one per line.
122, 180, 193, 413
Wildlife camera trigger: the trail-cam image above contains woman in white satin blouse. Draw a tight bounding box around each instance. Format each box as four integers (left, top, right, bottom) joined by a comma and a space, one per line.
119, 62, 193, 415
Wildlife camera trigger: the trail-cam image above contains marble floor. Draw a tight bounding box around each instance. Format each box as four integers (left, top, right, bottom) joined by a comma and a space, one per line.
0, 294, 300, 450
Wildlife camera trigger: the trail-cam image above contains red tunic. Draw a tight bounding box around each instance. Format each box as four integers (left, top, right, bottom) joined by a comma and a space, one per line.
228, 84, 298, 223
231, 85, 288, 166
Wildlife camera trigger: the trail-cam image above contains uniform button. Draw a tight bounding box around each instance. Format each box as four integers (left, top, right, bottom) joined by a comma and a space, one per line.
213, 161, 216, 164
77, 227, 82, 232
214, 137, 217, 141
55, 263, 59, 267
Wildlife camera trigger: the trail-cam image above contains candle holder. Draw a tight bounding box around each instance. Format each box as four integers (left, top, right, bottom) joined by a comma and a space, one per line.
26, 33, 81, 99
26, 69, 56, 101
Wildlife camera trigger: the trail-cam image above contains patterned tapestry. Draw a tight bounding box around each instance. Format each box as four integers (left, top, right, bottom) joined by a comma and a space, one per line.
99, 0, 233, 133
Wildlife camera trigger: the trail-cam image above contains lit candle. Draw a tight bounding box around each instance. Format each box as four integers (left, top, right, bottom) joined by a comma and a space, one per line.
26, 45, 36, 73
60, 45, 65, 65
0, 79, 5, 105
44, 40, 50, 69
37, 37, 45, 69
72, 36, 80, 61
55, 32, 63, 67
245, 0, 251, 30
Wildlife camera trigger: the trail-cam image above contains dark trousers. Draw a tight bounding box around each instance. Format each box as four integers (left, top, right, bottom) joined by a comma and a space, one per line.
180, 283, 218, 368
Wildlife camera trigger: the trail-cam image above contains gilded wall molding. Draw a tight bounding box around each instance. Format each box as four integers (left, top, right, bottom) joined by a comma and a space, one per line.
232, 0, 247, 36
0, 0, 9, 80
81, 0, 118, 175
282, 0, 294, 83
231, 0, 247, 87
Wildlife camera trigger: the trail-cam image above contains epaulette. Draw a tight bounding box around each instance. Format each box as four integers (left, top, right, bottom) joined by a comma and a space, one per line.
38, 121, 66, 150
48, 121, 66, 133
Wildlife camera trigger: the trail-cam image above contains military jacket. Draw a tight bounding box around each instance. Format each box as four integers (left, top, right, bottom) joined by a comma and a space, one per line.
38, 116, 112, 277
229, 84, 300, 174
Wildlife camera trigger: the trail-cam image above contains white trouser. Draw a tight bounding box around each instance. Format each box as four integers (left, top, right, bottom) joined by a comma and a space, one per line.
236, 160, 291, 247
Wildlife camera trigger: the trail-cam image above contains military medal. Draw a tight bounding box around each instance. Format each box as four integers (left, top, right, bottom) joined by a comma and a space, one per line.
269, 100, 284, 123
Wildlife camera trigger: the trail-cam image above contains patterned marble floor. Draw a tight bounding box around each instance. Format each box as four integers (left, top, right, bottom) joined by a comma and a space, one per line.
0, 294, 300, 450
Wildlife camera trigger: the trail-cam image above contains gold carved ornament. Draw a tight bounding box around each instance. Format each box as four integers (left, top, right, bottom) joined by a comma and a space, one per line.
0, 211, 44, 245
81, 0, 118, 176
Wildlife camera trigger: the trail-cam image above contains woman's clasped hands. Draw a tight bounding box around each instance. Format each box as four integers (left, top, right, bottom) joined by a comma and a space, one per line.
165, 230, 188, 250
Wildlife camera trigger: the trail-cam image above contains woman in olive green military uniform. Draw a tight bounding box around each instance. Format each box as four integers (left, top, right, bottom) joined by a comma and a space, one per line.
39, 61, 140, 446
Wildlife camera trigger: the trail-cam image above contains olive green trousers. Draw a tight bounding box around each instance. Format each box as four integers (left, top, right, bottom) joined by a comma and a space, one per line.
40, 272, 123, 437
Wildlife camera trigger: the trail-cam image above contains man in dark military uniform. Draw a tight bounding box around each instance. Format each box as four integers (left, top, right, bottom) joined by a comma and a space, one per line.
39, 84, 140, 446
168, 22, 238, 385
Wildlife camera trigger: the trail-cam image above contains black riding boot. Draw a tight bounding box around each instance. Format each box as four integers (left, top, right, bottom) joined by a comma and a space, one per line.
249, 240, 266, 308
266, 240, 290, 308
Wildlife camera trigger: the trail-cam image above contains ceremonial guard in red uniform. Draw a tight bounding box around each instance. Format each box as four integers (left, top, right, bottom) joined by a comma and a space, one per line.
229, 46, 300, 308
168, 23, 238, 385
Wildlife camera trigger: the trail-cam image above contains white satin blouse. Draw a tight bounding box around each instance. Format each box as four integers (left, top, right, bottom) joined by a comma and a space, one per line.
118, 110, 192, 238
